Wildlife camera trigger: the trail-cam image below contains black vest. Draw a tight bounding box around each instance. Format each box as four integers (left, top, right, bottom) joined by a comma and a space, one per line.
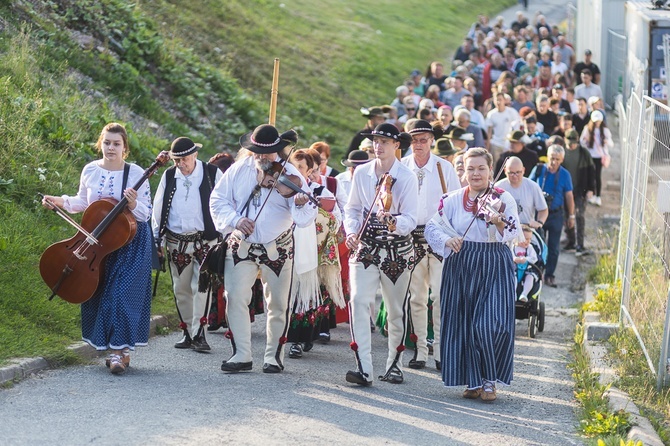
158, 161, 219, 241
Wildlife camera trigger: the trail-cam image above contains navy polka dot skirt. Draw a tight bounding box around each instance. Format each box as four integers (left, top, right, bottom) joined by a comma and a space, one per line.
81, 221, 153, 351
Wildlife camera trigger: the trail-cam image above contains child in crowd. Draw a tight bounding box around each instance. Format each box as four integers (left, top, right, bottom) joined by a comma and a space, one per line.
513, 225, 540, 302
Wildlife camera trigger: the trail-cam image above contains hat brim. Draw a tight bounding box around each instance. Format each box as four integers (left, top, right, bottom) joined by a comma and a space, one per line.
170, 143, 202, 158
361, 132, 397, 141
341, 158, 372, 167
431, 148, 457, 157
239, 131, 290, 154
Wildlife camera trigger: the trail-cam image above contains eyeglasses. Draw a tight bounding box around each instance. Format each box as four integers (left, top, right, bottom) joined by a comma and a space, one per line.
507, 170, 524, 176
406, 108, 416, 111
412, 137, 431, 144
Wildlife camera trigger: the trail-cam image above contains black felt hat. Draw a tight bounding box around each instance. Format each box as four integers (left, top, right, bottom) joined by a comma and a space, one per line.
170, 137, 202, 158
239, 124, 298, 154
431, 138, 457, 157
362, 123, 402, 141
341, 150, 371, 167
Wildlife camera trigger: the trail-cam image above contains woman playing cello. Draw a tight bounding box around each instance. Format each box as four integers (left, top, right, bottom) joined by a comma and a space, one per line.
41, 123, 153, 375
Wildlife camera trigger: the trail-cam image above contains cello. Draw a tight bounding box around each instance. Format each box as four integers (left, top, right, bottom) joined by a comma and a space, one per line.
39, 151, 170, 304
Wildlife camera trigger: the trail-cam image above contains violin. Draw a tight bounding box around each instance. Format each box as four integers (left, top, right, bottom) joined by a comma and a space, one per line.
377, 174, 396, 231
476, 186, 517, 231
258, 161, 320, 206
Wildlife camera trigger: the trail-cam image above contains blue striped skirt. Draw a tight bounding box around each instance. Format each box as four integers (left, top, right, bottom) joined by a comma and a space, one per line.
440, 241, 516, 387
81, 221, 153, 351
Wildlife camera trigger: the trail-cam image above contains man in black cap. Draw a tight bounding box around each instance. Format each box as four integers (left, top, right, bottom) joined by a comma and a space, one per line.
209, 124, 315, 374
562, 129, 596, 255
153, 137, 223, 352
402, 121, 460, 372
495, 130, 539, 179
444, 126, 474, 151
573, 49, 601, 85
344, 123, 418, 387
347, 106, 390, 156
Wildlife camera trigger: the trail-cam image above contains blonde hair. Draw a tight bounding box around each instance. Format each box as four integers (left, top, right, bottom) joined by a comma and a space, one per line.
463, 147, 493, 168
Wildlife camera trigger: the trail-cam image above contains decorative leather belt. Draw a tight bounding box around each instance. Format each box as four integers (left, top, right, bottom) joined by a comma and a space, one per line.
411, 225, 427, 245
360, 217, 412, 249
166, 230, 204, 243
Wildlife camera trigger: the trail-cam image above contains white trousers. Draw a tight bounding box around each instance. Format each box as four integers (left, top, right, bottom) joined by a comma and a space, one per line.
224, 245, 293, 367
349, 252, 412, 380
167, 238, 210, 338
408, 250, 443, 363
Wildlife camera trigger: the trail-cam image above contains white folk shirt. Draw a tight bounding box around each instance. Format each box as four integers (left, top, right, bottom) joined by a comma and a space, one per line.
209, 155, 317, 244
335, 169, 353, 220
62, 161, 152, 222
401, 154, 462, 225
151, 160, 223, 237
425, 187, 520, 257
344, 159, 418, 237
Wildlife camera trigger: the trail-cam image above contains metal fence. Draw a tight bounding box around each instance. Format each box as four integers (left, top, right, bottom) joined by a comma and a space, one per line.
616, 91, 670, 388
566, 2, 577, 48
605, 29, 628, 108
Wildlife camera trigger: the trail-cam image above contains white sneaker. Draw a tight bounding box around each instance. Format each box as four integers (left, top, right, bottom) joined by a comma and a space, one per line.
587, 196, 597, 205
595, 196, 602, 206
518, 294, 528, 303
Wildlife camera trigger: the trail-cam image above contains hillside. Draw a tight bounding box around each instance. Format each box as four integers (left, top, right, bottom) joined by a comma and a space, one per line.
0, 0, 513, 364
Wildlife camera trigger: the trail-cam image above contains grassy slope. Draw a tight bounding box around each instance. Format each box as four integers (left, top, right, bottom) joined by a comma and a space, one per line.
143, 0, 513, 159
0, 0, 513, 364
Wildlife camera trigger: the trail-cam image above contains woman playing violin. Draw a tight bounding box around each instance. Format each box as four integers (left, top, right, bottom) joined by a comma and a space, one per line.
425, 147, 520, 402
41, 123, 153, 375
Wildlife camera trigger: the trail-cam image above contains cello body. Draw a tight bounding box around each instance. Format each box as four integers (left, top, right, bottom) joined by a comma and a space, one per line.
39, 198, 137, 304
39, 150, 169, 304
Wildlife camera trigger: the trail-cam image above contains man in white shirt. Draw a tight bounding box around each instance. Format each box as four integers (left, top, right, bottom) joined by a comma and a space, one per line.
344, 123, 418, 387
401, 120, 460, 372
335, 150, 371, 218
153, 137, 223, 352
209, 124, 315, 374
574, 69, 603, 101
486, 92, 520, 166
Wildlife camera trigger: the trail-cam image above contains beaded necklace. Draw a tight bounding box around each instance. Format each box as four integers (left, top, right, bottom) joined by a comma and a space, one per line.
462, 186, 479, 215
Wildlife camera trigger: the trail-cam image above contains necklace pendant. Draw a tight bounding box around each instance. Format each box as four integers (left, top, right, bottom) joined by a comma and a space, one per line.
253, 190, 261, 209
416, 169, 425, 191
182, 177, 193, 201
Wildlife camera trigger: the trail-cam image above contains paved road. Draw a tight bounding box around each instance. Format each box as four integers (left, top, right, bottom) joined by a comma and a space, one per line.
0, 1, 585, 445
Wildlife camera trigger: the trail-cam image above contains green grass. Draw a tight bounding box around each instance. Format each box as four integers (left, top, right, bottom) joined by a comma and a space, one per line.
0, 0, 514, 364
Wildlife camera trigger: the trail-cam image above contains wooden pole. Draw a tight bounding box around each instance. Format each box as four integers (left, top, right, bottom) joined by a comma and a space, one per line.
269, 58, 280, 126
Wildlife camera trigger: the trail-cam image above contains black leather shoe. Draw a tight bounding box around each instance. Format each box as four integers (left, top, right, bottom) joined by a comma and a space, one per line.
435, 360, 441, 371
220, 361, 252, 372
408, 359, 426, 369
386, 370, 404, 384
192, 336, 211, 352
262, 363, 282, 374
345, 370, 372, 387
288, 343, 303, 359
303, 341, 314, 352
318, 333, 330, 344
174, 334, 192, 349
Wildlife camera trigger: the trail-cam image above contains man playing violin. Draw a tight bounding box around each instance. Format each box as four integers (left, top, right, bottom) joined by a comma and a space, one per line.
344, 123, 418, 386
152, 137, 223, 352
209, 124, 315, 374
401, 120, 460, 372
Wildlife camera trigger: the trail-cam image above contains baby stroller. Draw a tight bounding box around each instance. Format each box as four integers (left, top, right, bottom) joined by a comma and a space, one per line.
514, 228, 547, 338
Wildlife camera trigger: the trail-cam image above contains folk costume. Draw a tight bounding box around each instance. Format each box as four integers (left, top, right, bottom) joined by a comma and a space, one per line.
401, 126, 461, 371
152, 137, 223, 352
43, 123, 154, 375
344, 123, 418, 386
209, 125, 317, 373
425, 185, 520, 395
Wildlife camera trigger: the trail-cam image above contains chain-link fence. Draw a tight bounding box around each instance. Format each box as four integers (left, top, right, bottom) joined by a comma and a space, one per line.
616, 91, 670, 388
605, 29, 627, 108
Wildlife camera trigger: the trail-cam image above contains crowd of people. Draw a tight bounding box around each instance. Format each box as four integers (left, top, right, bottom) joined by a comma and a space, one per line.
38, 9, 608, 404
